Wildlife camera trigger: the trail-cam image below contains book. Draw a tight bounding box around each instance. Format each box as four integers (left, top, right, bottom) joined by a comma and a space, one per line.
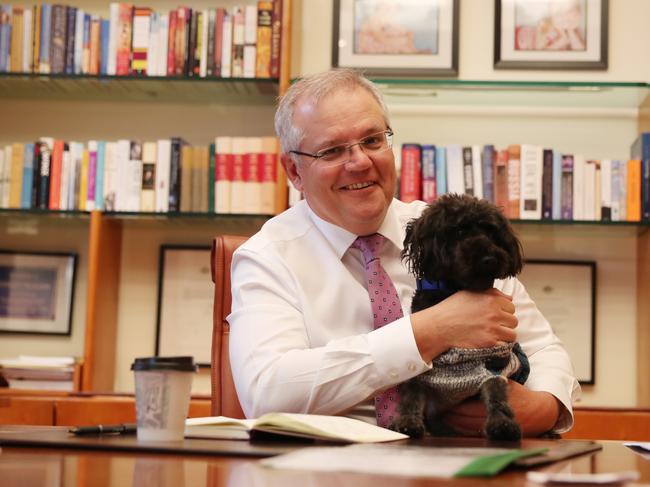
256, 0, 272, 78
399, 143, 421, 202
420, 144, 436, 203
506, 144, 520, 219
630, 132, 650, 221
519, 144, 542, 220
184, 413, 408, 443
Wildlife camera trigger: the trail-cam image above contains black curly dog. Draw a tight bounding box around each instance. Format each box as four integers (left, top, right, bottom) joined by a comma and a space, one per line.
390, 193, 530, 441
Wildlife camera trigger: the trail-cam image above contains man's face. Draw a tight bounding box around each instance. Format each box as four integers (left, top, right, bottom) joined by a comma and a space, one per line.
283, 87, 396, 236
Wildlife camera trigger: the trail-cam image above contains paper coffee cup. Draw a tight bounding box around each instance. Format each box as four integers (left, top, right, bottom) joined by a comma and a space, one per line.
131, 356, 197, 442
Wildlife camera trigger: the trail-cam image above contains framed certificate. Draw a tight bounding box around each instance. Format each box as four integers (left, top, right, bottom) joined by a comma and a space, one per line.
519, 260, 596, 384
0, 251, 77, 336
332, 0, 459, 76
155, 245, 213, 366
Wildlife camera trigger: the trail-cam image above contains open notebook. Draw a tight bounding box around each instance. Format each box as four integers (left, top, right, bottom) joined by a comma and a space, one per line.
184, 413, 408, 443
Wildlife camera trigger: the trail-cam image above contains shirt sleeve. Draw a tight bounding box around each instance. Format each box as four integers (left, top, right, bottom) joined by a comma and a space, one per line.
228, 247, 430, 419
497, 277, 582, 433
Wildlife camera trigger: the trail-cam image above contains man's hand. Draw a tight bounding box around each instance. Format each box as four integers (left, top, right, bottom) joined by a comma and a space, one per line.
442, 381, 561, 437
411, 288, 518, 363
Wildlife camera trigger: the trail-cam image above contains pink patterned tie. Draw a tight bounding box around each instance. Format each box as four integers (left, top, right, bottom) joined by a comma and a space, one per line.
352, 233, 403, 428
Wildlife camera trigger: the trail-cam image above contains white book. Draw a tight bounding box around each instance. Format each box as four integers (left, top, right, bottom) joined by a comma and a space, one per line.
126, 141, 143, 212
243, 45, 256, 78
583, 159, 596, 221
155, 139, 171, 212
619, 160, 627, 220
114, 139, 131, 211
131, 12, 150, 74
221, 12, 233, 77
260, 136, 278, 215
74, 9, 85, 74
243, 5, 257, 78
471, 144, 483, 200
519, 144, 543, 220
600, 159, 612, 220
59, 146, 71, 210
102, 142, 117, 211
215, 136, 232, 213
22, 9, 32, 73
445, 144, 464, 196
147, 12, 159, 77
594, 161, 601, 221
199, 9, 209, 78
141, 141, 156, 212
107, 3, 119, 75
243, 137, 263, 214
157, 13, 169, 77
230, 137, 247, 214
572, 154, 586, 221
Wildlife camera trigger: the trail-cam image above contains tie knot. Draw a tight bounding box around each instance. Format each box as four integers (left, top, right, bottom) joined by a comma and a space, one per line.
351, 233, 386, 265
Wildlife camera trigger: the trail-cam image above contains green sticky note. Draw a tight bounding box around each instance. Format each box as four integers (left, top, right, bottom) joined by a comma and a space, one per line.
455, 448, 549, 477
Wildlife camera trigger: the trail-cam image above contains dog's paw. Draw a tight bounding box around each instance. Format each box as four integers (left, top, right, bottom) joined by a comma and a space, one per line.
390, 416, 426, 438
485, 417, 522, 442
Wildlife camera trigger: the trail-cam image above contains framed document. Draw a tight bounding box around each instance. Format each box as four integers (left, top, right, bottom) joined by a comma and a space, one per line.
519, 260, 596, 384
0, 251, 77, 336
155, 245, 213, 366
494, 0, 608, 70
332, 0, 459, 76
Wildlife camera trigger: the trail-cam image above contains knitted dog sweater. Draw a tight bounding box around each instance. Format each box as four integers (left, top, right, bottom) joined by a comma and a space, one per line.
415, 342, 530, 414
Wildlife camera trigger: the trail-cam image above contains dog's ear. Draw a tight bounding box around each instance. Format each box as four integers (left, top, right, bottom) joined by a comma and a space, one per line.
503, 220, 524, 276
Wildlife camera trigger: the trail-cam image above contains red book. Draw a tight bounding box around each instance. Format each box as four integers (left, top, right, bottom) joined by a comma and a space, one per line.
49, 140, 65, 210
400, 144, 422, 203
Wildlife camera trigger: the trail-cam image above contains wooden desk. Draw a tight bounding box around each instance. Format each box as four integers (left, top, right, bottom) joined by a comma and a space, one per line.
0, 432, 649, 487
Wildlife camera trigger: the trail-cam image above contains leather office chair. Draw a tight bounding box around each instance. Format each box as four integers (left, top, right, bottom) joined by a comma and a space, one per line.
210, 235, 248, 418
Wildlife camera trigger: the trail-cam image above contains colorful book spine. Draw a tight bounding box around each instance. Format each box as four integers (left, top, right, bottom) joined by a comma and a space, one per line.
256, 1, 272, 78
86, 141, 98, 211
420, 144, 436, 204
21, 143, 35, 209
560, 155, 573, 220
435, 146, 446, 197
400, 143, 422, 203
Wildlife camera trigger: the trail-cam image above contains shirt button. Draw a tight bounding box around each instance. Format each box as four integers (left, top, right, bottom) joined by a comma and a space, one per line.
389, 371, 398, 379
408, 363, 417, 372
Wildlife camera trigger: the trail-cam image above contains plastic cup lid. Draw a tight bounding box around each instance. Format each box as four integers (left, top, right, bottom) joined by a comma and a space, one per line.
131, 356, 198, 372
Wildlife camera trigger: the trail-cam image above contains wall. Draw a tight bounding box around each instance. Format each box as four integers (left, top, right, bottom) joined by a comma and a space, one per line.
1, 0, 648, 403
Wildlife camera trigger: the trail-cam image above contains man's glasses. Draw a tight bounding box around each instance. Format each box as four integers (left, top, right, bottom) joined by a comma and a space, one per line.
289, 130, 394, 167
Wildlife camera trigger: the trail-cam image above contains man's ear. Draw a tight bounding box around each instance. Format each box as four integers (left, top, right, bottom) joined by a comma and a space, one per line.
281, 153, 304, 192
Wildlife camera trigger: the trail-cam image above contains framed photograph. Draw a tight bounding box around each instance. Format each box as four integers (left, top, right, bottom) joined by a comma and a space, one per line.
155, 245, 213, 366
0, 251, 77, 336
494, 0, 608, 70
332, 0, 459, 76
519, 260, 596, 384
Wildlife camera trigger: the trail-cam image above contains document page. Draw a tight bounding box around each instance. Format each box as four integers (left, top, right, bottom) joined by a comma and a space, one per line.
262, 444, 539, 478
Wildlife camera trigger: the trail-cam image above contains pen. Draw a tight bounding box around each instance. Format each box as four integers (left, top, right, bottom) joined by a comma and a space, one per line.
69, 423, 137, 435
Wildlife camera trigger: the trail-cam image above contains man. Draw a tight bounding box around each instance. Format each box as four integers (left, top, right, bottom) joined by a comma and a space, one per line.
228, 68, 580, 436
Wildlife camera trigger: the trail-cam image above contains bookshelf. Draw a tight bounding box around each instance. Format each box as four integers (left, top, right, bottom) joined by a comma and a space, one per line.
0, 0, 292, 396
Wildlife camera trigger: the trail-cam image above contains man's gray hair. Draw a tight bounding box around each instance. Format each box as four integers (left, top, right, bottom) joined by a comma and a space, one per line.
274, 68, 390, 156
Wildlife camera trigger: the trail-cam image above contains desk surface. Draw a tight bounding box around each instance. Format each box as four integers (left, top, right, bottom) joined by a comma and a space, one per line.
0, 429, 649, 487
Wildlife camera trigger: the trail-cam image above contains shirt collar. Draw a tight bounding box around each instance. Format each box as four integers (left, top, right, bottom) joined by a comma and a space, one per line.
306, 199, 404, 259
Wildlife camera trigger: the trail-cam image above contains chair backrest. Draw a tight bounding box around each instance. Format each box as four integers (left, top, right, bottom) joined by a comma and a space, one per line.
210, 235, 248, 418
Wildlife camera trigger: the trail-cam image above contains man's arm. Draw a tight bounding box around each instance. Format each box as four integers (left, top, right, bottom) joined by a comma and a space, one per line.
228, 246, 430, 419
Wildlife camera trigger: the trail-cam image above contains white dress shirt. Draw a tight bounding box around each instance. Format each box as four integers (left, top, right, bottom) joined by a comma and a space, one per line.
228, 198, 581, 432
